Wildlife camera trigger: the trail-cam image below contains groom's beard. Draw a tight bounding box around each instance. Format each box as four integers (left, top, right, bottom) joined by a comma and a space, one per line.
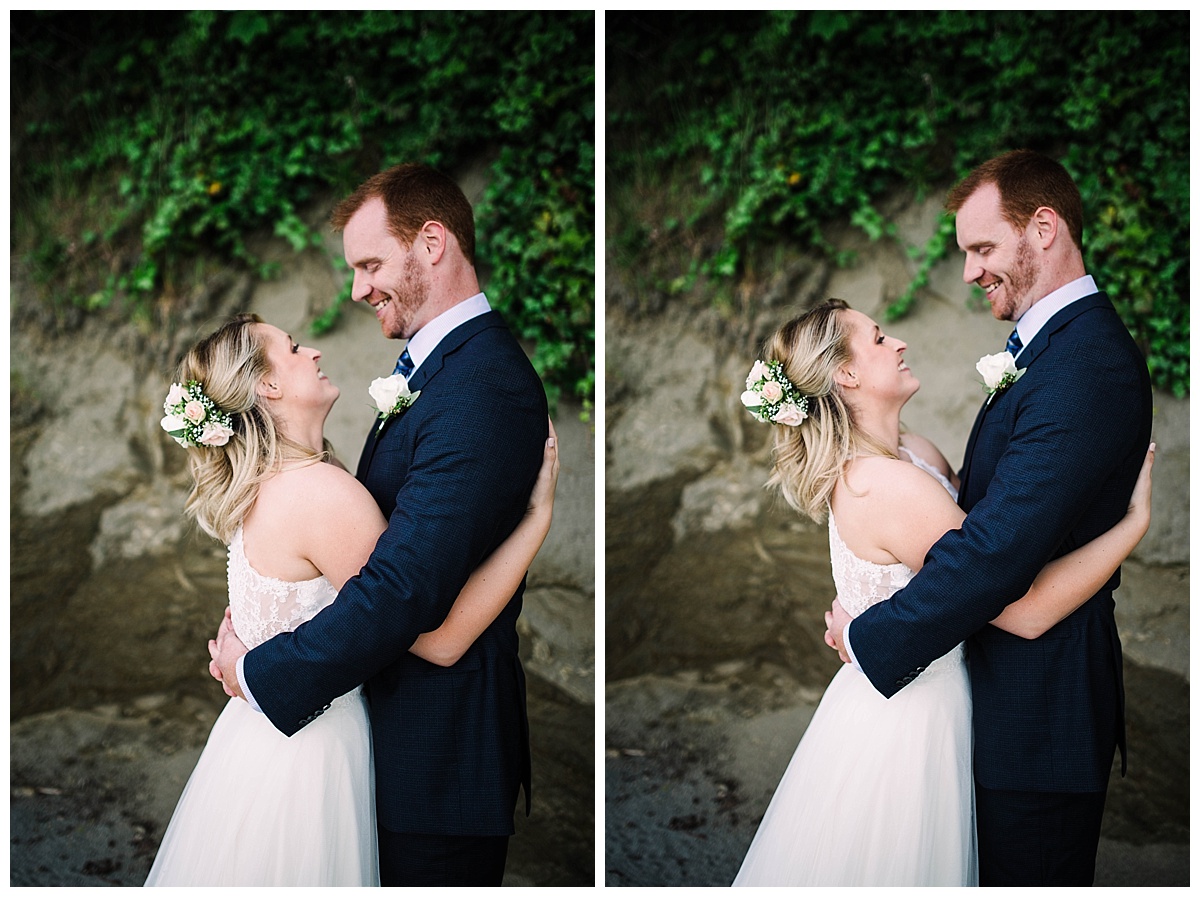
379, 251, 430, 340
988, 233, 1038, 323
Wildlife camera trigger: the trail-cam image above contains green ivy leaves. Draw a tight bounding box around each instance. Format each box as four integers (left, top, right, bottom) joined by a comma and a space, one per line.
14, 11, 595, 407
608, 11, 1188, 397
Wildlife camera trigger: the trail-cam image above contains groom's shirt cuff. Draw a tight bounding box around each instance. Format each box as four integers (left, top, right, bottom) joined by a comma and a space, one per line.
236, 655, 264, 713
843, 619, 862, 671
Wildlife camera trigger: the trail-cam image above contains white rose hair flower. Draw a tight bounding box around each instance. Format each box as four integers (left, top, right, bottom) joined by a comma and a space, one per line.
742, 359, 809, 426
368, 373, 420, 433
976, 351, 1026, 404
160, 380, 234, 448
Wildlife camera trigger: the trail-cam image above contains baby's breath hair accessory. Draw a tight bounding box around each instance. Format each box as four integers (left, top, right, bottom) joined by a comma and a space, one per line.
741, 359, 809, 426
160, 380, 235, 448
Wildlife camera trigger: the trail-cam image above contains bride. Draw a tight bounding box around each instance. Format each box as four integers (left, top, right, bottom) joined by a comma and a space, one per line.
144, 313, 558, 886
731, 299, 1152, 886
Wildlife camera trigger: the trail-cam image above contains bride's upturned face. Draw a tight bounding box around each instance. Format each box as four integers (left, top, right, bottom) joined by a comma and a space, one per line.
256, 324, 340, 418
841, 310, 919, 406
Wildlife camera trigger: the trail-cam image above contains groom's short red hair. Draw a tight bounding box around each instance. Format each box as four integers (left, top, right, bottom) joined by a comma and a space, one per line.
946, 149, 1084, 254
331, 163, 477, 265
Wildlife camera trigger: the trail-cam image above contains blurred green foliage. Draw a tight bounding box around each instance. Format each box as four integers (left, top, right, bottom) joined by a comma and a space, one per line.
608, 11, 1188, 397
12, 11, 594, 409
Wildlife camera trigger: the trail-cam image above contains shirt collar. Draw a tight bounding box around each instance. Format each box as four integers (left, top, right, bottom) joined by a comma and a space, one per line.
402, 292, 491, 374
1014, 274, 1097, 348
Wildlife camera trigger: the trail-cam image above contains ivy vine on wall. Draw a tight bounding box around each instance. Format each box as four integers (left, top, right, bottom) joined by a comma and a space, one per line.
608, 11, 1188, 397
13, 10, 595, 410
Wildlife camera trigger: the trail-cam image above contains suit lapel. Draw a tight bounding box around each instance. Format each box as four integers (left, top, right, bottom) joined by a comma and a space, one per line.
1018, 290, 1109, 370
356, 310, 507, 478
405, 310, 504, 394
957, 291, 1111, 507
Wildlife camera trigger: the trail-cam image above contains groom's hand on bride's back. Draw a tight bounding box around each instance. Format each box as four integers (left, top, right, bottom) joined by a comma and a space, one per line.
208, 607, 248, 700
824, 598, 852, 664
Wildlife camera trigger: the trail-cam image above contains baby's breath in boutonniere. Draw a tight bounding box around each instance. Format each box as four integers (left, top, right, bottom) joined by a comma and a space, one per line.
368, 373, 420, 433
976, 352, 1026, 405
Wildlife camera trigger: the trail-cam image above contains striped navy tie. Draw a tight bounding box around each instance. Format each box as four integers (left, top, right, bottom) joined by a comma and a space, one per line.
393, 347, 414, 379
1005, 328, 1023, 358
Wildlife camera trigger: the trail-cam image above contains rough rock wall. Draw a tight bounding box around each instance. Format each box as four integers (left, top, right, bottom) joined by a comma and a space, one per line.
11, 233, 595, 713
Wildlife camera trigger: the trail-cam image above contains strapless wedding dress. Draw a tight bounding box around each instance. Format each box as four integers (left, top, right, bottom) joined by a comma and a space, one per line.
732, 450, 976, 886
144, 527, 377, 886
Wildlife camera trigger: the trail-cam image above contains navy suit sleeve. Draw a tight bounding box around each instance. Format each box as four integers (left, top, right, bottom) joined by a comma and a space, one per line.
851, 312, 1150, 698
242, 343, 546, 735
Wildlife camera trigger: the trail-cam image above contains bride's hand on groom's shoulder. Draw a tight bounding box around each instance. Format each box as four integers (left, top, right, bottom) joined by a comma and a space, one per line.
1127, 443, 1155, 532
526, 419, 559, 522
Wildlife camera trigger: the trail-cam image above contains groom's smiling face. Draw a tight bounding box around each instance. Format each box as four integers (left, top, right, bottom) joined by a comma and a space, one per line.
955, 183, 1044, 323
343, 197, 431, 340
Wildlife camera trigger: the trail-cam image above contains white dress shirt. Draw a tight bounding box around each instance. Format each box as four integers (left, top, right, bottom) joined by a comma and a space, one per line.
236, 293, 493, 711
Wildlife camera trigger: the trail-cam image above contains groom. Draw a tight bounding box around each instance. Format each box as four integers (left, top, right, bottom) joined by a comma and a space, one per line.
825, 150, 1152, 885
211, 163, 548, 885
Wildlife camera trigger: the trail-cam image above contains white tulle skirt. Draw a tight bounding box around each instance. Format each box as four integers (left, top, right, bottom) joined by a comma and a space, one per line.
144, 690, 378, 886
733, 647, 976, 887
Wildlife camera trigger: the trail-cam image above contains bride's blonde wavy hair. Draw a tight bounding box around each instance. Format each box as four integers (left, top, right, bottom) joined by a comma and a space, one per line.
764, 299, 897, 523
173, 314, 330, 543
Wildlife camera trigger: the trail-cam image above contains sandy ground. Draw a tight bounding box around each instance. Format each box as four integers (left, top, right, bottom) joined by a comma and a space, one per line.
10, 668, 593, 887
604, 670, 1189, 887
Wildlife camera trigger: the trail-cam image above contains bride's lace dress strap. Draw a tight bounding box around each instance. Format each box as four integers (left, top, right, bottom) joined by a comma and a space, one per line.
226, 526, 338, 650
899, 443, 959, 502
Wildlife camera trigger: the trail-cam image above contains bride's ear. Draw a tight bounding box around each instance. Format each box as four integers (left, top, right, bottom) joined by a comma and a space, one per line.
257, 378, 281, 400
833, 366, 858, 389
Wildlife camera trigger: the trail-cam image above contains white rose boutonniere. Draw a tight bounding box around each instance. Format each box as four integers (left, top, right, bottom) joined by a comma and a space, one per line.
976, 352, 1026, 405
368, 373, 420, 432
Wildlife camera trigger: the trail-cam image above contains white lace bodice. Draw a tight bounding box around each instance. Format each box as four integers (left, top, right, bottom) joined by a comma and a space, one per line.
829, 447, 963, 671
226, 526, 339, 651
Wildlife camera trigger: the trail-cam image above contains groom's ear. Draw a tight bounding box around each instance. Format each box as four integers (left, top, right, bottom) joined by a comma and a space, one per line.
417, 221, 447, 264
1030, 205, 1059, 249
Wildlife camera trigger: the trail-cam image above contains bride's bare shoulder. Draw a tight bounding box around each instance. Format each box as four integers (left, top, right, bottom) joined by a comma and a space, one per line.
842, 454, 941, 497
837, 452, 965, 569
258, 460, 377, 520
839, 454, 958, 523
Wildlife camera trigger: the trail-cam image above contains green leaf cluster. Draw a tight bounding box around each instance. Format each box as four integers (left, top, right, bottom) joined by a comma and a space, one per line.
12, 11, 594, 406
607, 11, 1188, 397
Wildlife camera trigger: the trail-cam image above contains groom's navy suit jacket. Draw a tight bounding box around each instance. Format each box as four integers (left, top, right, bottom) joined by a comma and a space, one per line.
243, 310, 547, 836
851, 292, 1151, 793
